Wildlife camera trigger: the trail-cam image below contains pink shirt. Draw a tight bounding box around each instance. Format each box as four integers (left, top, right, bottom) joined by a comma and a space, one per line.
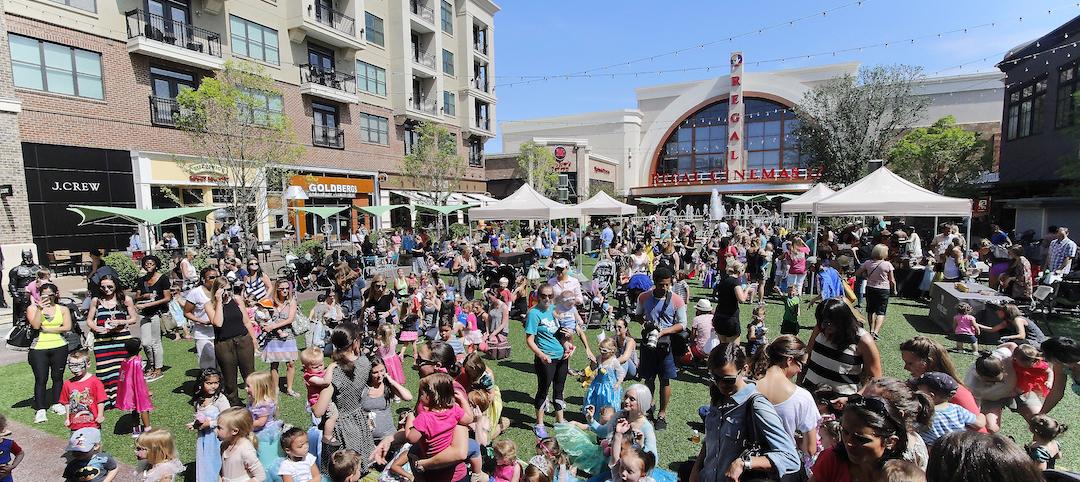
860, 260, 894, 289
787, 246, 810, 274
303, 367, 325, 408
414, 404, 466, 481
953, 314, 976, 336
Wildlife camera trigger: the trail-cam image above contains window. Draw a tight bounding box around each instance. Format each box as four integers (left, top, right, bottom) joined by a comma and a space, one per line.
356, 61, 387, 96
48, 0, 95, 12
403, 125, 420, 155
443, 91, 455, 116
473, 23, 487, 54
442, 49, 454, 76
440, 1, 453, 34
365, 13, 384, 47
1057, 64, 1079, 129
9, 34, 103, 99
359, 113, 389, 144
230, 16, 279, 65
1006, 78, 1047, 140
474, 99, 489, 129
468, 137, 483, 167
241, 88, 284, 126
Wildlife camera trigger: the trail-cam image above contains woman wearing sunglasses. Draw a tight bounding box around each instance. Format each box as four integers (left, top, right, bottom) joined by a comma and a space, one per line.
263, 280, 300, 397
525, 283, 570, 439
243, 258, 273, 303
810, 393, 910, 482
86, 273, 139, 409
184, 267, 222, 370
689, 342, 799, 482
362, 274, 398, 329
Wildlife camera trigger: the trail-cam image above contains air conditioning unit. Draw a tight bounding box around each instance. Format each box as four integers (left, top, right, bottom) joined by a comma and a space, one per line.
558, 174, 569, 188
557, 187, 569, 202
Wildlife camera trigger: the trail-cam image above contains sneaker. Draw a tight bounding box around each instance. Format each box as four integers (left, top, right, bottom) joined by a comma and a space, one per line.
146, 371, 164, 383
654, 416, 668, 430
33, 409, 47, 424
533, 424, 549, 439
50, 403, 67, 415
871, 332, 880, 341
132, 426, 143, 438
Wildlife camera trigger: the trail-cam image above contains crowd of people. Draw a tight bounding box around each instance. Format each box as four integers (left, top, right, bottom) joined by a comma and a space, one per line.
3, 213, 1078, 482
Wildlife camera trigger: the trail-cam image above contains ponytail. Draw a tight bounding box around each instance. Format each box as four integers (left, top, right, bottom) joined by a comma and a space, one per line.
912, 391, 935, 427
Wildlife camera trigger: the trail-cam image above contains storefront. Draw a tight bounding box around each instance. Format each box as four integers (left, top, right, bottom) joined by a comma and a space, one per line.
380, 174, 491, 229
287, 173, 376, 239
485, 139, 621, 202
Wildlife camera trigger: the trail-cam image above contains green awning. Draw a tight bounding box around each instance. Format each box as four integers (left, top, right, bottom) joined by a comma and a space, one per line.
67, 205, 219, 226
726, 194, 769, 203
770, 194, 799, 202
354, 205, 411, 217
414, 203, 478, 214
637, 196, 681, 205
289, 206, 351, 219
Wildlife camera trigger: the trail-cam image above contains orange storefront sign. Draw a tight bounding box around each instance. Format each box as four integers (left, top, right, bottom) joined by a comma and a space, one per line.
288, 174, 376, 234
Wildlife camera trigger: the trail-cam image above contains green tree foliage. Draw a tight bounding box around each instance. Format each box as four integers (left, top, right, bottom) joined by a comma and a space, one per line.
794, 65, 929, 186
103, 252, 139, 290
887, 116, 991, 194
401, 122, 466, 205
517, 140, 559, 197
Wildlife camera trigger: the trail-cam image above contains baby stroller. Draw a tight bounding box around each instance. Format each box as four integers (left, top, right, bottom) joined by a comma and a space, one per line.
582, 259, 617, 330
618, 272, 654, 318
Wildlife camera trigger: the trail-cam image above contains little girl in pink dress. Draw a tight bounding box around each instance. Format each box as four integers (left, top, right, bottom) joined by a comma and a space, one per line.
117, 338, 153, 437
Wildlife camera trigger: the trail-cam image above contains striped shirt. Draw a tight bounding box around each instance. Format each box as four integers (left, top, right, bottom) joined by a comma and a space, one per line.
804, 329, 866, 395
919, 403, 976, 447
246, 276, 268, 301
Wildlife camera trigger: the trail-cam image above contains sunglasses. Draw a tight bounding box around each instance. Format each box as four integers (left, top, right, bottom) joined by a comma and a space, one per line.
711, 374, 740, 386
100, 285, 116, 290
538, 293, 555, 299
278, 287, 290, 291
248, 263, 259, 267
375, 284, 387, 289
206, 275, 219, 281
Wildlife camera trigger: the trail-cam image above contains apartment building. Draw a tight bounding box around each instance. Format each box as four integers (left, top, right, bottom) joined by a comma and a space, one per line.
0, 0, 497, 263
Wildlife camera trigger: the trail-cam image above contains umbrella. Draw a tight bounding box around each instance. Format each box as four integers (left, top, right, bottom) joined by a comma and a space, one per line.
67, 204, 221, 250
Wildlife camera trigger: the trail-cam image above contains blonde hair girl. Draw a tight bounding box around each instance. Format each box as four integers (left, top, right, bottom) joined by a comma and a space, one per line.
135, 428, 184, 481
216, 407, 264, 481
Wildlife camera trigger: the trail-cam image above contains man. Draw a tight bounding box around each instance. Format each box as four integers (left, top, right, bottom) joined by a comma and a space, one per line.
634, 266, 687, 430
600, 222, 614, 250
931, 223, 957, 258
1048, 226, 1076, 276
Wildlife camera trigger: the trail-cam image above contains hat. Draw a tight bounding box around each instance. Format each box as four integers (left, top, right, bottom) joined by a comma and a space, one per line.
258, 299, 275, 309
499, 277, 509, 287
695, 299, 713, 312
554, 258, 570, 269
66, 428, 101, 453
807, 256, 819, 265
914, 371, 959, 395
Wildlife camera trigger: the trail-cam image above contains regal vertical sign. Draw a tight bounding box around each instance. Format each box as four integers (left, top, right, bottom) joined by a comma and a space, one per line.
727, 52, 745, 180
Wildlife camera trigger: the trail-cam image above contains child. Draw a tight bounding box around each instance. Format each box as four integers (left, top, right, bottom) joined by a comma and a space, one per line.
746, 305, 768, 357
247, 371, 284, 479
461, 301, 485, 354
1012, 344, 1051, 419
438, 320, 465, 359
406, 373, 468, 482
116, 337, 153, 437
190, 367, 232, 482
63, 428, 118, 482
217, 407, 266, 482
166, 286, 190, 340
583, 338, 625, 423
383, 442, 414, 482
881, 460, 926, 482
615, 445, 656, 482
962, 348, 1017, 433
399, 302, 420, 360
60, 349, 106, 431
328, 449, 362, 482
534, 437, 574, 482
25, 268, 52, 304
914, 371, 983, 446
553, 291, 582, 358
307, 294, 330, 349
0, 415, 24, 482
465, 390, 490, 480
134, 428, 183, 481
1027, 414, 1067, 469
491, 439, 520, 482
378, 324, 407, 386
522, 456, 552, 482
278, 427, 320, 482
780, 285, 800, 335
952, 302, 980, 352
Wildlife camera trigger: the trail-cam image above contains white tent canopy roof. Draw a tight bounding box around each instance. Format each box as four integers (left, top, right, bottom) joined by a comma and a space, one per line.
469, 183, 581, 220
781, 183, 837, 213
812, 166, 971, 217
577, 191, 637, 216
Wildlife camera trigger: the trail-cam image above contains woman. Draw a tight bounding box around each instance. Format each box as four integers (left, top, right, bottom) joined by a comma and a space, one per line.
942, 238, 966, 282
26, 282, 72, 424
453, 246, 478, 299
362, 358, 413, 446
135, 255, 171, 382
1037, 336, 1080, 415
655, 239, 681, 273
753, 336, 820, 470
526, 283, 568, 438
809, 393, 909, 482
858, 377, 934, 470
243, 258, 273, 303
927, 431, 1046, 482
979, 303, 1046, 348
184, 267, 220, 370
209, 277, 257, 406
179, 248, 198, 290
484, 287, 510, 347
801, 298, 882, 395
712, 260, 748, 344
987, 225, 1013, 290
998, 245, 1033, 301
420, 286, 441, 339
335, 265, 365, 323
362, 274, 398, 329
785, 237, 811, 295
509, 275, 531, 321
690, 343, 800, 482
313, 323, 377, 473
629, 244, 650, 275
567, 384, 658, 475
263, 280, 299, 397
854, 244, 896, 339
86, 274, 139, 409
392, 268, 409, 302
899, 336, 986, 430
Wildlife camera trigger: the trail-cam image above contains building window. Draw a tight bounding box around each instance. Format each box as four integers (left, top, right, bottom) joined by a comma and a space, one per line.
365, 13, 384, 47
230, 16, 279, 65
9, 34, 103, 99
403, 125, 420, 155
360, 113, 389, 144
468, 137, 483, 167
473, 23, 487, 54
443, 91, 456, 116
442, 49, 454, 76
356, 61, 387, 96
474, 99, 489, 130
440, 1, 453, 34
48, 0, 95, 12
241, 88, 284, 126
1006, 78, 1047, 140
1057, 64, 1079, 129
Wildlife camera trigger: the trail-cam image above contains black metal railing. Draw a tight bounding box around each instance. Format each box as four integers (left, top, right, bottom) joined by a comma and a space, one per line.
311, 5, 355, 36
411, 97, 438, 116
410, 0, 434, 23
312, 124, 345, 149
125, 9, 222, 58
300, 64, 357, 94
150, 96, 182, 127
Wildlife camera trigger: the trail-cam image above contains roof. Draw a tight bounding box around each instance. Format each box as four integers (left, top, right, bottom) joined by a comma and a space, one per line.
811, 166, 971, 217
998, 14, 1080, 67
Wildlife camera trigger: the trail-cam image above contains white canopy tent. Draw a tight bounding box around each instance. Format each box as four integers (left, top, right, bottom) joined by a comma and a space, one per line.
811, 167, 971, 217
469, 183, 581, 220
781, 183, 837, 214
576, 191, 637, 216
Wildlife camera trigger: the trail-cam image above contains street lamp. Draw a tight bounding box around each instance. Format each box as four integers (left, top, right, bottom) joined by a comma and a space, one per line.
284, 185, 309, 242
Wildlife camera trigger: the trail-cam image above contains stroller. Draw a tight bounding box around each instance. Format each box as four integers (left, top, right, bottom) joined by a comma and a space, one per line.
582, 259, 617, 330
618, 272, 654, 319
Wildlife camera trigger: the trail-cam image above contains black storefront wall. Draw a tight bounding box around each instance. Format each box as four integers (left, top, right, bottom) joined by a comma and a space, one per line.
23, 143, 136, 263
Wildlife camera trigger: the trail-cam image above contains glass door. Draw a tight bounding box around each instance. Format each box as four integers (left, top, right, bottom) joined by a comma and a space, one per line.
312, 102, 339, 147
146, 0, 191, 45
150, 66, 194, 125
314, 0, 334, 26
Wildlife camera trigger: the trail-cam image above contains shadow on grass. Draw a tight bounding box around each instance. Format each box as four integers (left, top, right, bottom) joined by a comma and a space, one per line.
902, 312, 949, 336
11, 397, 32, 409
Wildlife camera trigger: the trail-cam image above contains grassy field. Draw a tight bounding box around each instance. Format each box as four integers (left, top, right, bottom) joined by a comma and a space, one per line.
1, 258, 1078, 477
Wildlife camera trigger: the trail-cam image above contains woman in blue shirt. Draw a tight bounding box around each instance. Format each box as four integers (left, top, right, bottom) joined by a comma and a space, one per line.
526, 283, 567, 438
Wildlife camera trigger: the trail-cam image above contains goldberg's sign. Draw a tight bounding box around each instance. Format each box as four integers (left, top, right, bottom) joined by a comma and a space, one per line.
727, 52, 745, 176
308, 183, 359, 198
651, 167, 822, 185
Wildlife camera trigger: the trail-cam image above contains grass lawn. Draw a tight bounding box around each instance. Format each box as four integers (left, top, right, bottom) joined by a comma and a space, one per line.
1, 257, 1078, 477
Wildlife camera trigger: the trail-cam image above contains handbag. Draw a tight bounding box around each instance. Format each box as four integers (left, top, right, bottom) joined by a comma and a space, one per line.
6, 320, 36, 351
291, 310, 312, 336
739, 394, 807, 482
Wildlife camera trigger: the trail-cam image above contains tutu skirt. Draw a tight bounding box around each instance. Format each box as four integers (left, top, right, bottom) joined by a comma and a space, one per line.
552, 423, 606, 476
255, 421, 284, 482
382, 353, 406, 385
582, 368, 621, 422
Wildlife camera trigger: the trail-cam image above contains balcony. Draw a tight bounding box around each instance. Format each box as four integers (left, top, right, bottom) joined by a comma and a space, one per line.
149, 96, 183, 127
286, 0, 364, 52
409, 0, 435, 33
299, 64, 359, 104
312, 124, 344, 149
412, 50, 436, 77
475, 115, 490, 132
125, 9, 223, 70
408, 97, 439, 118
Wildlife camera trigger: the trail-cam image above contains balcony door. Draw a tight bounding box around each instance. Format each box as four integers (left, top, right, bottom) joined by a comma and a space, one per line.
150, 66, 194, 126
313, 102, 340, 147
308, 45, 335, 73
146, 0, 191, 43
314, 0, 335, 25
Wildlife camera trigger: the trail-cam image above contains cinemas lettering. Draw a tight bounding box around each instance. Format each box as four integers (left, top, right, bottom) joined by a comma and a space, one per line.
651, 167, 822, 185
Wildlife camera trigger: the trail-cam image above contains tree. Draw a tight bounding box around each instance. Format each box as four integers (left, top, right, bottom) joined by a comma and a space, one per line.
588, 182, 616, 199
400, 122, 466, 205
794, 65, 929, 186
887, 116, 992, 195
175, 61, 303, 251
517, 140, 559, 196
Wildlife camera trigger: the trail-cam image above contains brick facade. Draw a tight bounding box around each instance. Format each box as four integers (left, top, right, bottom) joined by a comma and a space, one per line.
0, 2, 33, 248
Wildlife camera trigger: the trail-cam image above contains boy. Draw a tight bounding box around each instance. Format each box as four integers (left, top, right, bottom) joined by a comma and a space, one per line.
62, 428, 118, 482
59, 349, 106, 431
0, 414, 24, 482
781, 285, 801, 335
915, 372, 984, 446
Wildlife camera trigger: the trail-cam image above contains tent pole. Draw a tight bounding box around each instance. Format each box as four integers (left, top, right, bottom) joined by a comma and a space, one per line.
811, 215, 819, 296
966, 216, 972, 250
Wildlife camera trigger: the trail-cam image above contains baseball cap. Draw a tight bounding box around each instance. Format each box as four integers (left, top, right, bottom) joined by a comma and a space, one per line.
554, 258, 570, 269
66, 428, 101, 453
914, 371, 959, 395
695, 299, 714, 312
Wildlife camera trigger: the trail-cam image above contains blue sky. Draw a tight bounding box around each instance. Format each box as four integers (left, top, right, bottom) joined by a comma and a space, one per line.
488, 0, 1077, 152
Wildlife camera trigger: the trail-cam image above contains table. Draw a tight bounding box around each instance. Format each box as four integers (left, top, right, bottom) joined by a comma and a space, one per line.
929, 281, 1012, 333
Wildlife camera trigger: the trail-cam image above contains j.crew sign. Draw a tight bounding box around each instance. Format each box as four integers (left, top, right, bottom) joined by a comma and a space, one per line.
51, 181, 102, 192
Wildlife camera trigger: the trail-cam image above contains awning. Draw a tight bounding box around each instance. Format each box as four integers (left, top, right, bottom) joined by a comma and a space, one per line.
288, 206, 352, 219
725, 194, 770, 203
770, 194, 799, 202
354, 204, 411, 217
67, 205, 219, 226
637, 196, 681, 206
414, 203, 478, 215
